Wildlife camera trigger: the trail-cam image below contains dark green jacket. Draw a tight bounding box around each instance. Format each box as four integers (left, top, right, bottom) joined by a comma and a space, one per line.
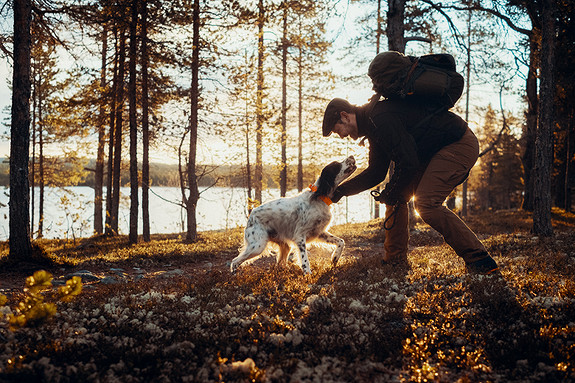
332, 99, 467, 203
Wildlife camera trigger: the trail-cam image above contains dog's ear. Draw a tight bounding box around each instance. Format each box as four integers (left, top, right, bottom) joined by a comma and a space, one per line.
314, 162, 340, 197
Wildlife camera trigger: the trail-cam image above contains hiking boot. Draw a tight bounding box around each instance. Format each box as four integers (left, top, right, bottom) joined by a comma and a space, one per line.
466, 256, 500, 275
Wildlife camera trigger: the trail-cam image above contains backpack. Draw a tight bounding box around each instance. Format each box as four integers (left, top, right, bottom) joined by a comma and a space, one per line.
368, 51, 464, 109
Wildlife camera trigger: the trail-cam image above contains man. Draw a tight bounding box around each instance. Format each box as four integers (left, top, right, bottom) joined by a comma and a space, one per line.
322, 96, 499, 275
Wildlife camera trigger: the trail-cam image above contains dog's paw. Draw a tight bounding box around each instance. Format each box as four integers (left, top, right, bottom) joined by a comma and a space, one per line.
230, 261, 239, 274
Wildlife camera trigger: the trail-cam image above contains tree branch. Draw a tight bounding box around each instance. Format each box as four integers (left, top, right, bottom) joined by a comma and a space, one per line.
405, 36, 432, 44
418, 0, 466, 49
420, 0, 531, 36
479, 84, 509, 157
0, 41, 10, 59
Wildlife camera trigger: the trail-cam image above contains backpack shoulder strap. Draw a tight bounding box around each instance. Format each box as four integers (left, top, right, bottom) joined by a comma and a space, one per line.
401, 58, 421, 97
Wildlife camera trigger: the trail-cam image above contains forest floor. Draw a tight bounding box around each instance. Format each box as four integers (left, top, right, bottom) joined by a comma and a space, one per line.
0, 208, 574, 382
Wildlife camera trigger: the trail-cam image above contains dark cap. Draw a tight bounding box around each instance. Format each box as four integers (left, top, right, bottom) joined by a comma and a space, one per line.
322, 98, 353, 137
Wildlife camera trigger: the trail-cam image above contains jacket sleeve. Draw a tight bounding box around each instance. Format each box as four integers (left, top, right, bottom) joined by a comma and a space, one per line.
331, 138, 390, 203
372, 113, 420, 202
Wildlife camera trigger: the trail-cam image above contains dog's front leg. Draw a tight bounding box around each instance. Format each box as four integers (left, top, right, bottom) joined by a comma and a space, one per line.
296, 238, 311, 275
318, 231, 345, 266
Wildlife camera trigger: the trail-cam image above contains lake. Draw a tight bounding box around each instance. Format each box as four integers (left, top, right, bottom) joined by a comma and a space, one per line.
0, 186, 380, 240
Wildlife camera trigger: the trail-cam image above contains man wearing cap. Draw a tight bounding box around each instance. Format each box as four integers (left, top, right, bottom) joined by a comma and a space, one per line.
322, 96, 499, 275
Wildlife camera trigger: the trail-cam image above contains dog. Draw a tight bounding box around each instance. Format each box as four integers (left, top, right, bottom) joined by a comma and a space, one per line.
230, 156, 357, 275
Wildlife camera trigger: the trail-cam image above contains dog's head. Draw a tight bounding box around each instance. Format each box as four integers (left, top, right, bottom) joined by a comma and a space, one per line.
314, 156, 357, 197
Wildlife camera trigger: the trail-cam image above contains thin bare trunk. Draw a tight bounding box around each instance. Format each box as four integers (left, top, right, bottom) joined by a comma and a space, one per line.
462, 9, 472, 217
105, 27, 118, 235
533, 0, 555, 236
37, 85, 44, 238
95, 24, 108, 235
522, 36, 539, 212
255, 0, 264, 204
111, 28, 126, 235
565, 111, 573, 212
373, 1, 384, 218
128, 0, 139, 244
376, 0, 382, 54
297, 37, 303, 192
386, 0, 405, 53
141, 0, 150, 241
30, 71, 36, 237
244, 51, 253, 210
186, 0, 200, 242
9, 0, 33, 262
280, 6, 288, 197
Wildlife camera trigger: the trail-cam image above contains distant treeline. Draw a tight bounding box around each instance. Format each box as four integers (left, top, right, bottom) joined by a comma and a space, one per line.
0, 158, 326, 190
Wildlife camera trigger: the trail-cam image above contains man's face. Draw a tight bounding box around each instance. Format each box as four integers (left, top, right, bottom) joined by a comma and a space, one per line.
331, 111, 358, 140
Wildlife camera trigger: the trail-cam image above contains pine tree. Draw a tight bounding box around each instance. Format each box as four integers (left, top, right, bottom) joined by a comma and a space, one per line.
186, 0, 201, 242
469, 105, 523, 211
141, 0, 151, 241
9, 0, 33, 262
128, 0, 139, 245
94, 22, 108, 235
30, 20, 62, 238
533, 0, 556, 236
110, 24, 127, 235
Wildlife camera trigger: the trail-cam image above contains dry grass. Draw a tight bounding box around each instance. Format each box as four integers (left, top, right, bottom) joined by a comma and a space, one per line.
0, 209, 574, 382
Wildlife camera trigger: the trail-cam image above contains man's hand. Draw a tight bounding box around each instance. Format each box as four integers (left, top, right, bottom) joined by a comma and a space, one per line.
331, 188, 343, 204
371, 188, 401, 205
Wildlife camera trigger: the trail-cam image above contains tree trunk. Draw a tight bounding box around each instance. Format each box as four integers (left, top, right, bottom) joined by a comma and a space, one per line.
9, 0, 33, 262
245, 118, 252, 210
461, 9, 472, 217
565, 110, 573, 213
297, 36, 303, 192
186, 0, 200, 242
128, 1, 139, 243
30, 71, 36, 237
94, 24, 108, 235
376, 0, 383, 54
38, 90, 44, 238
373, 0, 385, 219
141, 0, 150, 241
280, 5, 288, 197
128, 0, 139, 244
111, 28, 126, 235
255, 0, 265, 204
533, 0, 555, 236
105, 27, 118, 236
521, 35, 539, 212
386, 0, 408, 224
242, 52, 253, 212
386, 0, 405, 53
242, 51, 253, 212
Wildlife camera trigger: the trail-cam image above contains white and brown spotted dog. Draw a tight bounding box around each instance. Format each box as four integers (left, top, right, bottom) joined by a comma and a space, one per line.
230, 156, 356, 275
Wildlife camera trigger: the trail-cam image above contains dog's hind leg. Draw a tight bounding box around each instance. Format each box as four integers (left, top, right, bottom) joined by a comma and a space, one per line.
276, 242, 291, 268
318, 231, 345, 266
230, 225, 268, 273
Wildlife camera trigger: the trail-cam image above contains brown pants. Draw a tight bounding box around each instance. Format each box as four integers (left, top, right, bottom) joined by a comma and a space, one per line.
383, 128, 488, 264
